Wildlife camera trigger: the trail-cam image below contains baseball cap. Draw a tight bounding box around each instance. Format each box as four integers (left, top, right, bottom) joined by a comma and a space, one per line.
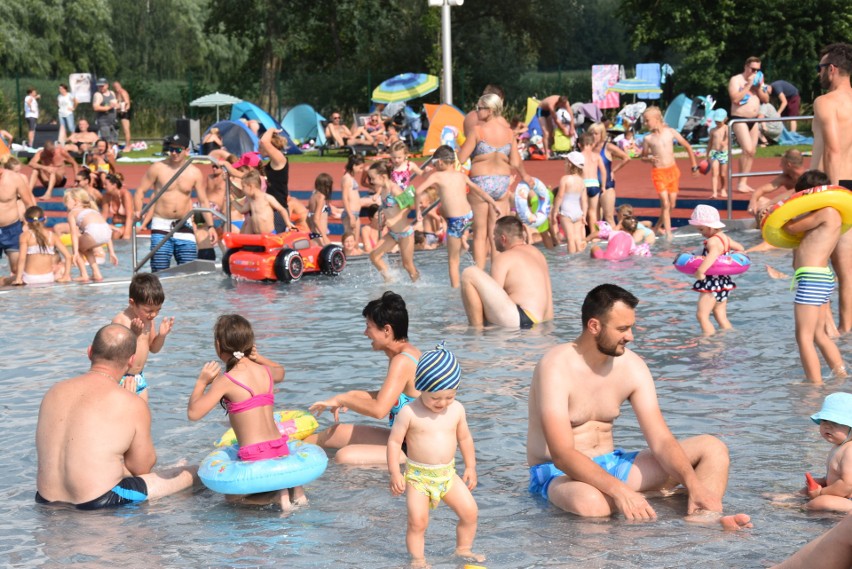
232, 152, 262, 170
165, 133, 190, 149
96, 77, 108, 86
566, 151, 585, 169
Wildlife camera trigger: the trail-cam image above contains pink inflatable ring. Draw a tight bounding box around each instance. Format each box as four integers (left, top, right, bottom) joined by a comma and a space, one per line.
673, 252, 751, 276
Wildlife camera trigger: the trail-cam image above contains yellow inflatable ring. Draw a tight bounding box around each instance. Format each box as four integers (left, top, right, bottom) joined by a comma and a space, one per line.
214, 409, 318, 447
761, 185, 852, 249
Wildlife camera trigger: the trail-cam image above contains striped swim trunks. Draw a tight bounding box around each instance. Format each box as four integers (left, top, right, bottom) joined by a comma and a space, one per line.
793, 266, 836, 306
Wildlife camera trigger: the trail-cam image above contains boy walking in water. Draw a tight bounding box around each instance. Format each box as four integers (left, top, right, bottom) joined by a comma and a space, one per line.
387, 344, 484, 567
641, 106, 699, 239
414, 145, 500, 287
781, 182, 848, 383
112, 272, 175, 401
707, 109, 729, 199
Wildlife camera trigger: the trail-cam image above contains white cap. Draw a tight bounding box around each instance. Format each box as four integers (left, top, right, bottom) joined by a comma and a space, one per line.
566, 151, 585, 168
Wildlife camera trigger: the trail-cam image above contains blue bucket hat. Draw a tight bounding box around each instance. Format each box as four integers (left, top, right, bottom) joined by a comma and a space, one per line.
415, 342, 461, 393
811, 392, 852, 427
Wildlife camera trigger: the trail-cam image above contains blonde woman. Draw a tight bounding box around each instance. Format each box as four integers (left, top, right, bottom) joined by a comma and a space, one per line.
64, 188, 117, 281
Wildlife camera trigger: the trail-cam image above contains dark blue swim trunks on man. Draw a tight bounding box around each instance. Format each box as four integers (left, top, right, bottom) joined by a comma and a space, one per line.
528, 449, 639, 499
0, 220, 23, 259
35, 476, 148, 510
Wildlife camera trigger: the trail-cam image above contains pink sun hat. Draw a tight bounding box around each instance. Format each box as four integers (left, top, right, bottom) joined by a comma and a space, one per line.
688, 204, 725, 229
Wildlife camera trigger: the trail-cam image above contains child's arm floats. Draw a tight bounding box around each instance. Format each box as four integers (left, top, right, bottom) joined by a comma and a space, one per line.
187, 361, 226, 421
412, 171, 436, 221
457, 405, 478, 491
386, 408, 410, 496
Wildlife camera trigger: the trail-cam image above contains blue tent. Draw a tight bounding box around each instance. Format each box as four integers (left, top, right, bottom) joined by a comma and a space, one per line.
664, 93, 692, 132
282, 104, 327, 147
204, 120, 258, 157
230, 101, 301, 154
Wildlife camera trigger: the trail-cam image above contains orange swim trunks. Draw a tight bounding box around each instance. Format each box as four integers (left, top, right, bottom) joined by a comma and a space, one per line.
651, 164, 681, 194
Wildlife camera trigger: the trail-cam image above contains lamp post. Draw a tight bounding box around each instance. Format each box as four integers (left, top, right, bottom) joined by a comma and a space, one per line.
428, 0, 463, 105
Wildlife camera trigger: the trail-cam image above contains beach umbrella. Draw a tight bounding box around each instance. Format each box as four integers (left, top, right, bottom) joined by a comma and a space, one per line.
372, 73, 439, 104
189, 92, 242, 122
606, 78, 662, 95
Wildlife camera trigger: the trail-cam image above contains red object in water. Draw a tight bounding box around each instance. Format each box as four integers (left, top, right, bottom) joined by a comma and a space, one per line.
221, 232, 345, 282
805, 472, 820, 491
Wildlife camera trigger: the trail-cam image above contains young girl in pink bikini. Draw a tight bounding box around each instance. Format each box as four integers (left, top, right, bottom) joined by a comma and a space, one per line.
188, 314, 305, 509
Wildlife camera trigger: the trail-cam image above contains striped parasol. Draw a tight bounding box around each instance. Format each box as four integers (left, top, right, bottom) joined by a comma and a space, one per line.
606, 78, 662, 95
372, 73, 439, 104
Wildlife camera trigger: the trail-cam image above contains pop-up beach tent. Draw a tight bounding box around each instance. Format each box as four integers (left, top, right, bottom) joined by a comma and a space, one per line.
421, 103, 465, 156
230, 101, 301, 154
282, 104, 327, 147
204, 120, 259, 157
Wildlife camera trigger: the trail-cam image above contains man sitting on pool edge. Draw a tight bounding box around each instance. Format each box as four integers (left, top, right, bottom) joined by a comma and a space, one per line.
526, 284, 752, 529
35, 324, 198, 510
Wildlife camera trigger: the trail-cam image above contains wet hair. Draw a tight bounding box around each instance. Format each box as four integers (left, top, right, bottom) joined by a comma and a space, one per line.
494, 215, 526, 241
24, 206, 50, 251
578, 132, 596, 151
369, 159, 392, 178
390, 140, 408, 154
821, 43, 852, 75
795, 169, 831, 191
105, 172, 123, 189
482, 84, 505, 101
214, 314, 255, 372
345, 154, 365, 174
781, 149, 804, 167
129, 272, 165, 306
90, 324, 137, 365
362, 291, 409, 341
432, 145, 456, 164
581, 284, 639, 328
314, 172, 333, 198
242, 170, 261, 189
478, 93, 504, 117
621, 216, 638, 233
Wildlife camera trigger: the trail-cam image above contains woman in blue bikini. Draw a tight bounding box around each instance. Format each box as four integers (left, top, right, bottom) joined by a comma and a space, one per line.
308, 291, 422, 465
457, 93, 523, 269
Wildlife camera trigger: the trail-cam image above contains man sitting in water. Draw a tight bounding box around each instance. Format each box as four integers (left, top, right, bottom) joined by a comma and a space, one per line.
460, 216, 553, 329
526, 284, 752, 529
35, 324, 198, 510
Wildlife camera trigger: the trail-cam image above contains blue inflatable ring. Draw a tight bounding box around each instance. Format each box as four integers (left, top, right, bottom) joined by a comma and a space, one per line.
199, 440, 328, 495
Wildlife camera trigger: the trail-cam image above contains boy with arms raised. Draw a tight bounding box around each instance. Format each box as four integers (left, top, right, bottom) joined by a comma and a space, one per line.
387, 344, 484, 567
414, 145, 499, 287
641, 106, 699, 240
112, 273, 174, 402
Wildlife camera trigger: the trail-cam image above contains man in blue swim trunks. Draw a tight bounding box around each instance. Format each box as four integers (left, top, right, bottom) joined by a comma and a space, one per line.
526, 284, 751, 529
35, 324, 198, 510
0, 165, 36, 281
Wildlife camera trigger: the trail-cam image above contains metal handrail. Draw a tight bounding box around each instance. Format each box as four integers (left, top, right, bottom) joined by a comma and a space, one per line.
131, 154, 232, 273
725, 114, 812, 219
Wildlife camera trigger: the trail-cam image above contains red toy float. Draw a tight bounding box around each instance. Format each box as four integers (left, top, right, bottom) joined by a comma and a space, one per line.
222, 232, 345, 282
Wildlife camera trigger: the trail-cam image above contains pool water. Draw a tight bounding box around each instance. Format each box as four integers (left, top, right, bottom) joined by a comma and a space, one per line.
1, 231, 850, 568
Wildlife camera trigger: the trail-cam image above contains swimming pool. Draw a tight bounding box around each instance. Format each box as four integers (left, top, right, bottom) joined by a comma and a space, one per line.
2, 231, 848, 568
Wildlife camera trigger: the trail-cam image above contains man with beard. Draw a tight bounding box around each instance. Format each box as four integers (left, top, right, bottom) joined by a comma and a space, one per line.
526, 284, 751, 529
812, 43, 852, 333
460, 216, 552, 329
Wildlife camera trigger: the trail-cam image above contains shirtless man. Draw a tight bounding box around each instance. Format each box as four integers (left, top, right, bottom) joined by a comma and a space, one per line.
460, 216, 553, 329
527, 284, 752, 529
135, 133, 216, 271
65, 119, 99, 155
324, 111, 352, 147
35, 324, 197, 510
728, 56, 770, 193
27, 141, 78, 195
0, 164, 36, 278
812, 42, 852, 333
538, 95, 575, 158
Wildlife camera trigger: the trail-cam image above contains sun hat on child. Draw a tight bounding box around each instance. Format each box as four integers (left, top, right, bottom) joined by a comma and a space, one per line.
688, 204, 726, 229
811, 392, 852, 427
566, 151, 585, 169
415, 342, 461, 392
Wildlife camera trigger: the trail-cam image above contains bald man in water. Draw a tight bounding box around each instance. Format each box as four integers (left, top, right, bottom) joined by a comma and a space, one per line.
35, 324, 197, 510
812, 42, 852, 333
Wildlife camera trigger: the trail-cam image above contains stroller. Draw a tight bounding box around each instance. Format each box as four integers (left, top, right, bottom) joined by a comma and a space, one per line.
382, 102, 423, 149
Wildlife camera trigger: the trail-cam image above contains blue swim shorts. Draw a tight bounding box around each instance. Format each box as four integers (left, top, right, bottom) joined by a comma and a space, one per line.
120, 371, 149, 395
794, 266, 836, 306
0, 220, 23, 258
528, 449, 639, 500
446, 211, 473, 239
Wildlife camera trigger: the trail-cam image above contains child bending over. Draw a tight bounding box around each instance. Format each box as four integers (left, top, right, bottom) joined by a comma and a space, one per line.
387, 344, 483, 568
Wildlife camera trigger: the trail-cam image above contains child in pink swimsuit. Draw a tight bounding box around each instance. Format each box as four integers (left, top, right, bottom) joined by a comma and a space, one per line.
187, 314, 305, 510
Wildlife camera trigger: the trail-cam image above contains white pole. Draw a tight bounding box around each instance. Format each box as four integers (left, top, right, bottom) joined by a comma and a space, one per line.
441, 0, 452, 105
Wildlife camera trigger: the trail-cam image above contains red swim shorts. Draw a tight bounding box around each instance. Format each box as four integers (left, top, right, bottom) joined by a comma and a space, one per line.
651, 164, 681, 194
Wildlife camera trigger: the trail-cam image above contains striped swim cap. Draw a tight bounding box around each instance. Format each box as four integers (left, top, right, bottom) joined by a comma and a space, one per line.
415, 342, 461, 392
